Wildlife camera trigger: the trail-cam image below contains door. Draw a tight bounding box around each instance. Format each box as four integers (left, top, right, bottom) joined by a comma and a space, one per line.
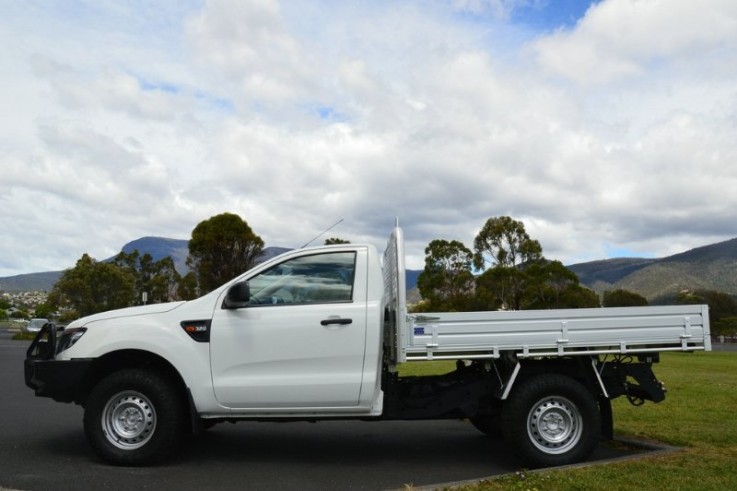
210, 249, 368, 409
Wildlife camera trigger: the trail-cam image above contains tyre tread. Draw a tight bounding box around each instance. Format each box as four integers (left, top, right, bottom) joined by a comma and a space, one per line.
501, 374, 600, 468
83, 369, 186, 466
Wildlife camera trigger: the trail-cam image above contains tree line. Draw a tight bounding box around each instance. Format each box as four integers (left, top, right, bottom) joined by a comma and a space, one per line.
43, 213, 737, 336
415, 216, 601, 312
414, 216, 737, 336
48, 213, 265, 321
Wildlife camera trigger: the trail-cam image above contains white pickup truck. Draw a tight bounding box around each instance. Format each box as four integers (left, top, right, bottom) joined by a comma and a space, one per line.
25, 225, 711, 468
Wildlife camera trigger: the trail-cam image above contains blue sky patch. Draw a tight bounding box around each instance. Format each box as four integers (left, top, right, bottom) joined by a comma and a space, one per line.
136, 75, 180, 94
604, 244, 655, 259
195, 91, 235, 113
304, 103, 348, 122
511, 0, 599, 31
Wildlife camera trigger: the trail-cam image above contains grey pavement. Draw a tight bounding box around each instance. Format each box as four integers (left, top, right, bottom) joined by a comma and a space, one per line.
0, 329, 654, 491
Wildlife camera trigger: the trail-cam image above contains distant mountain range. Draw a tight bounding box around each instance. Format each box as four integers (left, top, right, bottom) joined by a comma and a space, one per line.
0, 238, 417, 293
121, 237, 190, 273
0, 238, 289, 293
567, 237, 737, 300
3, 236, 737, 301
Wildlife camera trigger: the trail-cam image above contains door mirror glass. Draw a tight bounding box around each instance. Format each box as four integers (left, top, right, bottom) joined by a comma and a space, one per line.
222, 281, 250, 309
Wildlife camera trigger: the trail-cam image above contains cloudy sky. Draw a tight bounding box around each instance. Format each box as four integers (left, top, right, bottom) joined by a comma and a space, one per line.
2, 0, 736, 277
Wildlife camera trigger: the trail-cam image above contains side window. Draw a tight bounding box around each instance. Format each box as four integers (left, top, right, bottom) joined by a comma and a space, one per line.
247, 252, 356, 306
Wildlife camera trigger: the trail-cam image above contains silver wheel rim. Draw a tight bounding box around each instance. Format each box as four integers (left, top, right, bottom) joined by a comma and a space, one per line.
527, 396, 582, 455
101, 391, 157, 450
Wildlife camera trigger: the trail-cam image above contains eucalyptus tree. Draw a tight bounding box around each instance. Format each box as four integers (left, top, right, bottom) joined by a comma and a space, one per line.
49, 254, 136, 317
114, 251, 181, 304
473, 216, 543, 270
417, 239, 475, 311
186, 212, 264, 295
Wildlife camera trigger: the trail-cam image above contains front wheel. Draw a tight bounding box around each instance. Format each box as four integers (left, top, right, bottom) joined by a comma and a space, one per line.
83, 369, 187, 466
501, 374, 600, 468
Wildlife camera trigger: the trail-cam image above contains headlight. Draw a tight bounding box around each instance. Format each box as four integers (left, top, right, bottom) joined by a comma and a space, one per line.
56, 327, 87, 354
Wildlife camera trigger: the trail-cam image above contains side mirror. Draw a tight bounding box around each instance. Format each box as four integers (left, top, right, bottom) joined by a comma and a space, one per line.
222, 281, 250, 309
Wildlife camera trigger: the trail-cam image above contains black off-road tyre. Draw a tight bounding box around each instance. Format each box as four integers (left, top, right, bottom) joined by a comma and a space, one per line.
501, 374, 600, 468
83, 369, 187, 466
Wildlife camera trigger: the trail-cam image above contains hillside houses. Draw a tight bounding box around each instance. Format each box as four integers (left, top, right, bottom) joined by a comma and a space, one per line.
1, 290, 48, 317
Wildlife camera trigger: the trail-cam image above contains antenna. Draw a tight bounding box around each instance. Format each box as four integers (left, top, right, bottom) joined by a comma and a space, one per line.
300, 218, 344, 248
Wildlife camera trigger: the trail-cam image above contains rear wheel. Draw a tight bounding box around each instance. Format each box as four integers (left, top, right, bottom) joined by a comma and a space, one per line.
501, 374, 600, 468
84, 369, 187, 466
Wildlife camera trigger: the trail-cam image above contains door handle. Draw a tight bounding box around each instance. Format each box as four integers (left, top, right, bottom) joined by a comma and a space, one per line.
320, 318, 353, 326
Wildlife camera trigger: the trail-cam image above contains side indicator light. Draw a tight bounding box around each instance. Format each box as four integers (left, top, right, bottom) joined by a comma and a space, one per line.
180, 320, 212, 342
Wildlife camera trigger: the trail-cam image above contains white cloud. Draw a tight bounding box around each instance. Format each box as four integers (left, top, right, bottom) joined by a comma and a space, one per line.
533, 0, 737, 85
1, 0, 736, 279
185, 0, 320, 111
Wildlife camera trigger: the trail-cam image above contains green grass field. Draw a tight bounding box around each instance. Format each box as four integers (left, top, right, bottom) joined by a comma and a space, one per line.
435, 351, 737, 491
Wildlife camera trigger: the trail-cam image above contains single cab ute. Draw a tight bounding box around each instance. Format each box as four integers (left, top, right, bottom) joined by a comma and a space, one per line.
25, 224, 711, 467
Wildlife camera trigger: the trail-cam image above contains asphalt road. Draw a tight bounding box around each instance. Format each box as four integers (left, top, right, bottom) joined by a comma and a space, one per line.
1, 329, 640, 491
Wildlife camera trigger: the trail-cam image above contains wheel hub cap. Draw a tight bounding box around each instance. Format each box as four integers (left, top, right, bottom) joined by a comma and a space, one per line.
527, 396, 582, 454
102, 391, 157, 450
